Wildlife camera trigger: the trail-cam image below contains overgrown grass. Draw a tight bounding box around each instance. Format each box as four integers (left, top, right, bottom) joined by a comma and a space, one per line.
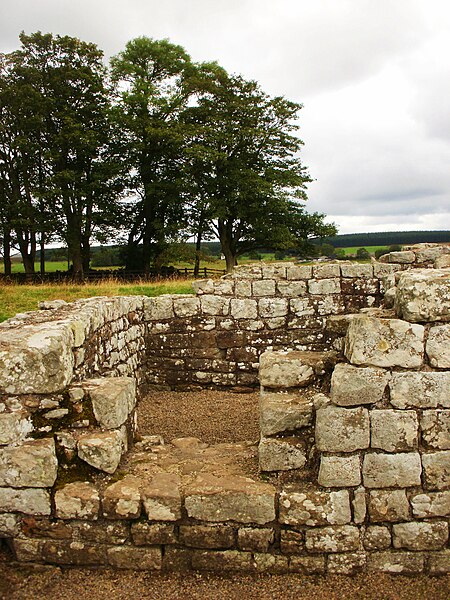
0, 278, 194, 323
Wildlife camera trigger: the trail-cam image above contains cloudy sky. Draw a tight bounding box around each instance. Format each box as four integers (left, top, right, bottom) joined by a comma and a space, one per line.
1, 0, 449, 234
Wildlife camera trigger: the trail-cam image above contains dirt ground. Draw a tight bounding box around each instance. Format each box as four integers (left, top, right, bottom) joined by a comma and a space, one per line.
1, 390, 449, 599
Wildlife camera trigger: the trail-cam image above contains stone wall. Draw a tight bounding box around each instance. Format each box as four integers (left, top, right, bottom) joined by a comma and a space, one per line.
0, 253, 449, 574
378, 243, 450, 269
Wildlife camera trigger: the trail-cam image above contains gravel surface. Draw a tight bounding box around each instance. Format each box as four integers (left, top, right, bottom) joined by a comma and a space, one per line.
137, 389, 261, 444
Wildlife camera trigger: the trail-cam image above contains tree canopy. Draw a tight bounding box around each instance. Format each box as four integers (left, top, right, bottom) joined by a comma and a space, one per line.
0, 32, 336, 275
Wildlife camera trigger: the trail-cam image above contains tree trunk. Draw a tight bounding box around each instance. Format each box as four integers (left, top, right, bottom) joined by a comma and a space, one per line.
40, 232, 45, 275
2, 228, 12, 276
217, 218, 238, 273
16, 229, 36, 275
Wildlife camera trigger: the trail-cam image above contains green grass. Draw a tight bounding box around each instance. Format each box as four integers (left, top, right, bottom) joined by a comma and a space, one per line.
0, 279, 194, 323
340, 246, 386, 256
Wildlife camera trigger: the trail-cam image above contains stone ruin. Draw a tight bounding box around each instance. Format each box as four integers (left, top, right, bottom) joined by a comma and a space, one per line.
0, 244, 449, 575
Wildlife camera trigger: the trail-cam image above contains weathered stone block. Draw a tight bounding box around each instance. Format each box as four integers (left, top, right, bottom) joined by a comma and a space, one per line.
230, 298, 258, 319
390, 372, 450, 408
286, 265, 312, 279
252, 279, 276, 296
368, 489, 410, 522
200, 295, 229, 316
259, 392, 313, 436
410, 491, 450, 518
0, 438, 58, 488
313, 263, 341, 278
353, 486, 366, 523
143, 295, 174, 320
370, 410, 418, 452
41, 540, 108, 565
258, 298, 288, 318
172, 295, 200, 317
0, 512, 20, 537
253, 553, 289, 573
238, 527, 274, 552
393, 521, 448, 550
305, 525, 360, 553
12, 538, 43, 562
0, 323, 74, 394
327, 552, 366, 575
82, 377, 136, 429
363, 526, 391, 550
185, 474, 275, 524
345, 316, 424, 368
179, 525, 235, 549
277, 281, 307, 296
308, 278, 341, 295
367, 551, 424, 573
362, 453, 422, 488
107, 546, 162, 570
191, 549, 253, 571
0, 411, 33, 445
279, 489, 351, 526
428, 550, 450, 574
259, 437, 306, 471
421, 410, 450, 449
71, 521, 128, 544
289, 555, 325, 574
192, 279, 214, 295
422, 451, 450, 489
318, 455, 361, 487
280, 529, 304, 554
102, 475, 141, 519
142, 473, 181, 521
426, 324, 450, 368
131, 522, 177, 545
78, 429, 123, 473
340, 263, 374, 278
315, 405, 370, 452
259, 351, 315, 389
0, 487, 51, 515
395, 268, 450, 322
289, 298, 315, 317
55, 481, 100, 520
330, 363, 389, 406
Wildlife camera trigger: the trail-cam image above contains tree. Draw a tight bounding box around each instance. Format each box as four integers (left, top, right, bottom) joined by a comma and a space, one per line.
184, 71, 336, 272
110, 37, 199, 272
356, 247, 370, 259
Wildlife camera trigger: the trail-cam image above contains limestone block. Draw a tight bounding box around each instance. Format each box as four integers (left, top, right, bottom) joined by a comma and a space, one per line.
327, 552, 366, 575
277, 281, 307, 296
387, 251, 416, 264
131, 522, 177, 545
416, 246, 449, 263
143, 295, 174, 320
395, 269, 450, 322
305, 525, 360, 553
71, 521, 128, 544
393, 521, 448, 550
363, 526, 391, 550
313, 263, 341, 278
435, 255, 450, 268
230, 298, 258, 319
258, 437, 306, 471
288, 555, 326, 574
411, 491, 450, 518
422, 451, 450, 489
55, 481, 100, 520
318, 455, 361, 487
0, 411, 33, 445
102, 475, 141, 519
289, 298, 315, 317
142, 473, 182, 521
259, 350, 315, 389
286, 265, 312, 279
428, 550, 450, 574
234, 280, 252, 296
0, 513, 20, 537
362, 453, 422, 488
340, 263, 374, 278
78, 430, 123, 474
280, 529, 303, 554
192, 279, 214, 295
390, 372, 450, 409
279, 489, 351, 526
184, 474, 276, 525
421, 410, 450, 449
237, 528, 274, 553
373, 262, 402, 278
213, 279, 234, 295
262, 263, 289, 279
330, 363, 389, 406
353, 487, 366, 523
200, 295, 229, 316
0, 438, 58, 488
0, 323, 74, 394
426, 324, 450, 367
258, 298, 288, 318
40, 539, 107, 565
0, 487, 51, 515
107, 546, 162, 570
308, 278, 341, 295
368, 551, 424, 573
12, 538, 43, 562
179, 525, 235, 549
172, 295, 200, 317
259, 392, 313, 436
371, 410, 418, 452
368, 489, 410, 522
190, 549, 253, 571
231, 264, 262, 279
315, 405, 370, 452
252, 279, 276, 296
82, 377, 136, 429
344, 316, 424, 368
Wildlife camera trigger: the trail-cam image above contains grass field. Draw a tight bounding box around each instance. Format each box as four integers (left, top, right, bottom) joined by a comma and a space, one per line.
339, 246, 386, 256
0, 279, 194, 323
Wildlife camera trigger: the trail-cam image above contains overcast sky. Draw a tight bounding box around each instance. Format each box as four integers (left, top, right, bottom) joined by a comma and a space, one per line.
1, 0, 449, 235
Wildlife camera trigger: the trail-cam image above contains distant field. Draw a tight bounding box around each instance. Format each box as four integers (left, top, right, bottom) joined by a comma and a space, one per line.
340, 246, 386, 256
0, 279, 194, 323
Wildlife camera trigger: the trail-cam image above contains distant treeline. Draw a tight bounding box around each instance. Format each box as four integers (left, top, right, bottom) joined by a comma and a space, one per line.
311, 230, 450, 248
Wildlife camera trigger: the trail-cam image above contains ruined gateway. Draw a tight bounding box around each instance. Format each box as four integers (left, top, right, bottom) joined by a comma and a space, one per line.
0, 244, 449, 575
